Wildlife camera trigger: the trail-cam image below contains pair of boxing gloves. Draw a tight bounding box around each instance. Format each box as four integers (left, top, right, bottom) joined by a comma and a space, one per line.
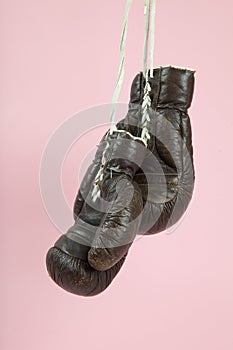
46, 66, 195, 296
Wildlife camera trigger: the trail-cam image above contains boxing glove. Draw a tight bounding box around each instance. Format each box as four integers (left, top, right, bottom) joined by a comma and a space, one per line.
46, 109, 148, 296
46, 66, 195, 297
129, 66, 195, 234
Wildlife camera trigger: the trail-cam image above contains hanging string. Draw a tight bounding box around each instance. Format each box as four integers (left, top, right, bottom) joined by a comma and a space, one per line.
140, 0, 157, 146
150, 0, 156, 78
142, 0, 151, 78
110, 0, 156, 133
143, 0, 156, 78
109, 0, 134, 134
92, 0, 134, 201
91, 0, 157, 200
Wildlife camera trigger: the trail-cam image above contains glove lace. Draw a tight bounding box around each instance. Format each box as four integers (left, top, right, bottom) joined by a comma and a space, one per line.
92, 0, 157, 201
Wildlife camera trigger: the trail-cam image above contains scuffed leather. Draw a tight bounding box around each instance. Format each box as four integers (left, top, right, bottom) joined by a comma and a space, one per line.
67, 132, 146, 270
72, 65, 195, 255
130, 66, 195, 233
46, 246, 127, 297
46, 66, 195, 297
130, 66, 194, 111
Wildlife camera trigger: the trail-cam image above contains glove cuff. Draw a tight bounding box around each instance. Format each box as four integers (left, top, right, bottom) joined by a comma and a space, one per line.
130, 66, 195, 112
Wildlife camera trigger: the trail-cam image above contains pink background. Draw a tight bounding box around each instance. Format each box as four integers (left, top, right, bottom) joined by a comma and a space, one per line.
1, 0, 233, 349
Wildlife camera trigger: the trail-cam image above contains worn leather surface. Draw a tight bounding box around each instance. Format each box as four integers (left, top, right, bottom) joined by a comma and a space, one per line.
46, 66, 195, 296
129, 67, 195, 233
46, 246, 127, 297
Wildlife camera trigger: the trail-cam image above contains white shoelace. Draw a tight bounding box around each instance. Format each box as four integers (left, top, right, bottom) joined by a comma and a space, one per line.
92, 0, 157, 201
109, 0, 134, 135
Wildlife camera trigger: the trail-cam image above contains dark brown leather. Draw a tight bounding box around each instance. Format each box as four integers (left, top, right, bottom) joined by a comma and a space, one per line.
129, 66, 195, 233
46, 247, 127, 297
46, 66, 195, 297
71, 132, 146, 271
130, 66, 194, 111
